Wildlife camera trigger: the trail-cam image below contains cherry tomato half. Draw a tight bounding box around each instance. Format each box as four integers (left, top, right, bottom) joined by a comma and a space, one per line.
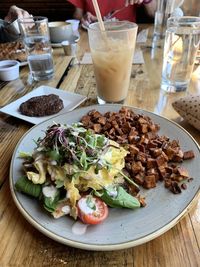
77, 195, 108, 225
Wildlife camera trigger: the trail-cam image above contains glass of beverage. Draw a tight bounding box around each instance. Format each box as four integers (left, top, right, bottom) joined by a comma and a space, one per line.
153, 0, 184, 38
88, 21, 138, 104
18, 16, 54, 81
161, 16, 200, 92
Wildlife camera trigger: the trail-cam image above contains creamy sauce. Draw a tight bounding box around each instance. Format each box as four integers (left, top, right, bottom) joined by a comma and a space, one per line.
107, 188, 118, 198
78, 198, 95, 214
61, 205, 70, 214
50, 160, 57, 165
42, 185, 57, 199
72, 221, 88, 235
52, 203, 70, 219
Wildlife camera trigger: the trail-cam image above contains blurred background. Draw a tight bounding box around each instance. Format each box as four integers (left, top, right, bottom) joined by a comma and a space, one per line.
0, 0, 199, 22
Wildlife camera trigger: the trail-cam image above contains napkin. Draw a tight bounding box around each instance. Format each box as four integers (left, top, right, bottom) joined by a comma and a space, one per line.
136, 29, 148, 43
172, 94, 200, 131
80, 48, 144, 65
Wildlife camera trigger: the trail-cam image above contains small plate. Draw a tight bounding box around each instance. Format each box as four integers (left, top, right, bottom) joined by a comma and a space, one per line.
51, 34, 80, 48
0, 85, 86, 124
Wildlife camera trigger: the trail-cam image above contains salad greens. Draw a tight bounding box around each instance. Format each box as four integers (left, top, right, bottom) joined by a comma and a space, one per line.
43, 189, 61, 213
15, 176, 42, 198
95, 186, 140, 209
15, 123, 141, 222
37, 123, 109, 170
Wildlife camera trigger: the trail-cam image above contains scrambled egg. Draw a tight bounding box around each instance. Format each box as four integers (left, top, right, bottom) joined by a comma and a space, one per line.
27, 140, 128, 217
64, 140, 128, 216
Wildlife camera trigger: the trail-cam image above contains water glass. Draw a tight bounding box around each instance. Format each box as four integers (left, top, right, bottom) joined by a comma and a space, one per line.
161, 16, 200, 92
153, 0, 183, 38
88, 21, 138, 104
18, 16, 54, 81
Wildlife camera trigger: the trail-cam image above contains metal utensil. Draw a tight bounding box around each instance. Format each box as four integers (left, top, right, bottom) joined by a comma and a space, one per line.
57, 57, 75, 88
104, 6, 126, 20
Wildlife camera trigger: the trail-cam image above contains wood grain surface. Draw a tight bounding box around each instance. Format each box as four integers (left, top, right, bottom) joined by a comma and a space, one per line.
0, 25, 199, 267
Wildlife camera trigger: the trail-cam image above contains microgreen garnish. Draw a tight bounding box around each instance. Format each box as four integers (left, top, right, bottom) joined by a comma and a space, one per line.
36, 123, 109, 169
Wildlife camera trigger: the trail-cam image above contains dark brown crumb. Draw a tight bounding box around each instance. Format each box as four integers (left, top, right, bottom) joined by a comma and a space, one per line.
137, 195, 146, 207
181, 183, 187, 190
170, 181, 182, 194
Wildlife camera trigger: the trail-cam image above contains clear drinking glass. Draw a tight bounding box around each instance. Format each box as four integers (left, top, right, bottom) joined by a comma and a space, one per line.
153, 0, 184, 38
18, 16, 54, 81
161, 16, 200, 92
88, 21, 138, 104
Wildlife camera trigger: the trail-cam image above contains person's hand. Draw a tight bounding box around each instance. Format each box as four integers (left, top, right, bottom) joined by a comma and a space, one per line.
4, 5, 30, 22
81, 12, 97, 27
125, 0, 145, 6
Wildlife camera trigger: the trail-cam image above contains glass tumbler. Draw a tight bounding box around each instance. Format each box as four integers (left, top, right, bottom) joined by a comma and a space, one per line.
88, 21, 138, 104
19, 16, 54, 81
161, 16, 200, 92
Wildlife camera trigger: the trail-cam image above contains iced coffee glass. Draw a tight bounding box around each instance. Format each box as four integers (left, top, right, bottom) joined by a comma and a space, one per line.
88, 21, 138, 104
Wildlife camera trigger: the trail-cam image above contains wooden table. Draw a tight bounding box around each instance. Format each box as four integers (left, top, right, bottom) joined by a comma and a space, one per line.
0, 25, 199, 267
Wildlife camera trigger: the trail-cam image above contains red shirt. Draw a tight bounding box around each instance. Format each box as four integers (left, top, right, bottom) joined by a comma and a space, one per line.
68, 0, 137, 22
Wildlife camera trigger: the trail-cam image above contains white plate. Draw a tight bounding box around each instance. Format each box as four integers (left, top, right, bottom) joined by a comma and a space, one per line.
19, 61, 28, 67
0, 85, 86, 124
9, 104, 200, 251
51, 34, 80, 48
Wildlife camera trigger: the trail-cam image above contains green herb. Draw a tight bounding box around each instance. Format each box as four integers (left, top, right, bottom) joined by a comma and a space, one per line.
19, 151, 32, 158
43, 188, 60, 213
80, 150, 88, 170
36, 123, 109, 171
46, 150, 61, 161
55, 180, 64, 188
100, 159, 139, 189
119, 171, 140, 190
15, 176, 42, 198
18, 152, 33, 161
96, 186, 140, 209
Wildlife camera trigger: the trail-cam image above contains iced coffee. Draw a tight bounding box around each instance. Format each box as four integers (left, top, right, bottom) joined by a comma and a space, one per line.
88, 21, 138, 104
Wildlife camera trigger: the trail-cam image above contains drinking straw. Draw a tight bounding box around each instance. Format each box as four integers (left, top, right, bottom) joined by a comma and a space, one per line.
92, 0, 105, 31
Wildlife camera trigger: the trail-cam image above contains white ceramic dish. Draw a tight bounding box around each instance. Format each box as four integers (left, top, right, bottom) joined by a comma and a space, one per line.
0, 85, 86, 124
9, 104, 200, 251
51, 34, 80, 48
48, 21, 73, 43
0, 60, 20, 81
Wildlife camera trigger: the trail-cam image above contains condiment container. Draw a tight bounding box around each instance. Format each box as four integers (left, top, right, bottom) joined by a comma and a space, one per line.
0, 60, 20, 81
61, 40, 78, 56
